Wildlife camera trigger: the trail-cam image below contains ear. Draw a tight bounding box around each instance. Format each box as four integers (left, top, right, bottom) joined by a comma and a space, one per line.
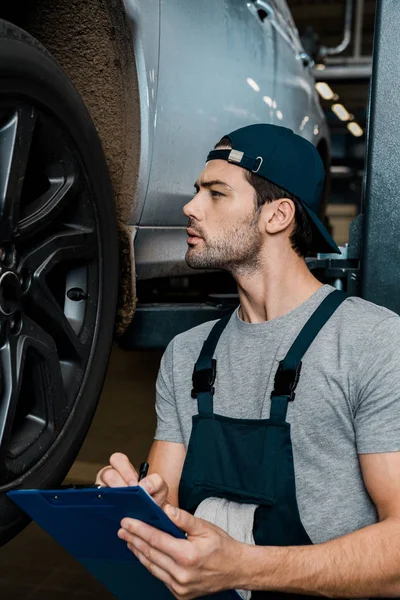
262, 198, 296, 235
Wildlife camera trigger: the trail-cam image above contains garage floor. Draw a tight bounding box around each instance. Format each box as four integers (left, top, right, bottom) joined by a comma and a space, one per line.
0, 346, 162, 599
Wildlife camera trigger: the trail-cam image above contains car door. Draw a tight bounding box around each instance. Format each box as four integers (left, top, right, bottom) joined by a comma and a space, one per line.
139, 0, 275, 226
268, 0, 314, 140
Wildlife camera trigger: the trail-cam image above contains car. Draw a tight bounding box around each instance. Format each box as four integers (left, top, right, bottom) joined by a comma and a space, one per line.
0, 0, 329, 545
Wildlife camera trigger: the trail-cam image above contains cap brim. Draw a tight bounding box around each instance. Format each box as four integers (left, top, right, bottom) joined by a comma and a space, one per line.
302, 203, 341, 254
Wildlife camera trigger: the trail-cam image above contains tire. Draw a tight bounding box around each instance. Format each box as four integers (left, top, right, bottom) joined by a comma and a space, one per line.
0, 20, 119, 545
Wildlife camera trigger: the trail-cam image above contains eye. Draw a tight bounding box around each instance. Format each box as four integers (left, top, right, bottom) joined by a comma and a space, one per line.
211, 190, 224, 198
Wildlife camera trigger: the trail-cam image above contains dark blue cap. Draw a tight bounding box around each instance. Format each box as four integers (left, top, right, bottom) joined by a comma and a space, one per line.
206, 124, 340, 254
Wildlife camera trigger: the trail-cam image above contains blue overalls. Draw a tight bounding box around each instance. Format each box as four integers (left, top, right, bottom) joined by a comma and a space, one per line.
178, 290, 348, 599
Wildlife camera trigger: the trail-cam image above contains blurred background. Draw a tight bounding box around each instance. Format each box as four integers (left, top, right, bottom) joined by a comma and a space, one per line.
288, 0, 374, 246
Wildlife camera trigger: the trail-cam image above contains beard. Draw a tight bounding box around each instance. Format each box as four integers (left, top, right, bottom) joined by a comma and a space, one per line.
185, 213, 263, 275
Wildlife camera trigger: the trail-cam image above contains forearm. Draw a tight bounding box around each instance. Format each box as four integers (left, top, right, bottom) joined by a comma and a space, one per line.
236, 517, 400, 597
147, 440, 185, 508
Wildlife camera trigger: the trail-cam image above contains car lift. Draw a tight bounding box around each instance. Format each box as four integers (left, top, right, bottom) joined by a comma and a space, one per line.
120, 0, 395, 350
359, 0, 399, 312
315, 0, 400, 315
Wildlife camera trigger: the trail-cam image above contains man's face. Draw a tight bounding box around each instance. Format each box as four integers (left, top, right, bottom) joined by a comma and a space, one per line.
183, 158, 263, 273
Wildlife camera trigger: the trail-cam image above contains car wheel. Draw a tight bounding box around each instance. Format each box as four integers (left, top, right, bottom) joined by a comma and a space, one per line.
0, 20, 119, 545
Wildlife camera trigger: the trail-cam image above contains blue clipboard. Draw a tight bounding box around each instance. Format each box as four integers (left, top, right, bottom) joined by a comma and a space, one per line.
7, 487, 241, 600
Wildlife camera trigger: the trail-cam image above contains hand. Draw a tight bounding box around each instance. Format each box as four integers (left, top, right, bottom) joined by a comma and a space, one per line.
118, 504, 245, 599
95, 452, 139, 487
95, 453, 169, 507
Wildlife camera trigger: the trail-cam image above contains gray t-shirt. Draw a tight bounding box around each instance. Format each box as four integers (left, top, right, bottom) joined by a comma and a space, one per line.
155, 284, 400, 545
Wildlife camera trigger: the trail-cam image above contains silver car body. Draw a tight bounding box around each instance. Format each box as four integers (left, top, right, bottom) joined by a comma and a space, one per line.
121, 0, 329, 280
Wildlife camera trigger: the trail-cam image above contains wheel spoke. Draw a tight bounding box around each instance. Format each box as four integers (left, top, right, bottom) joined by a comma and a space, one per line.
0, 317, 66, 479
21, 227, 95, 359
20, 226, 97, 273
17, 227, 96, 363
18, 315, 66, 428
18, 161, 81, 238
26, 274, 87, 362
0, 332, 22, 456
0, 105, 37, 241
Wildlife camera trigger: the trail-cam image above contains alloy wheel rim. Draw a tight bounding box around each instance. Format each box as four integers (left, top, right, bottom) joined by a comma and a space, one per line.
0, 100, 101, 487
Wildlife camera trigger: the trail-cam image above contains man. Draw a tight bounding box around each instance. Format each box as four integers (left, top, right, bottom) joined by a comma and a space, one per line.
96, 124, 400, 599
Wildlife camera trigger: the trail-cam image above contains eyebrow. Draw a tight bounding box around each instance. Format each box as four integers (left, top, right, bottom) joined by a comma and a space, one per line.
194, 179, 233, 191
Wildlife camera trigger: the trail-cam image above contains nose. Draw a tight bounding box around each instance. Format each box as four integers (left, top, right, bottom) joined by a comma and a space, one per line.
183, 194, 202, 220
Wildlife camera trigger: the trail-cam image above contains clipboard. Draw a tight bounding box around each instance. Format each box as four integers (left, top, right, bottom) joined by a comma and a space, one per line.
7, 487, 241, 600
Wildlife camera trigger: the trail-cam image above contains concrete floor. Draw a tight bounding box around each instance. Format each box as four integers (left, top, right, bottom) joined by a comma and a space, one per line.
0, 346, 163, 599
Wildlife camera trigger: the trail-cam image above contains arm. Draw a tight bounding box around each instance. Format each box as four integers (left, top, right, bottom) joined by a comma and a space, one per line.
119, 452, 400, 600
96, 338, 186, 507
146, 334, 186, 507
147, 440, 186, 507
236, 451, 400, 598
95, 440, 185, 508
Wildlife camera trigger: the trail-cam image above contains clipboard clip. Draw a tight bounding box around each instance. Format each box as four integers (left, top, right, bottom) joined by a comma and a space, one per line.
53, 484, 104, 500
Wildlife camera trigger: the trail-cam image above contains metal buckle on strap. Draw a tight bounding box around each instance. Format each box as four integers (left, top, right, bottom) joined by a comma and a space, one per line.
271, 361, 302, 401
191, 359, 217, 399
253, 156, 263, 173
228, 149, 244, 164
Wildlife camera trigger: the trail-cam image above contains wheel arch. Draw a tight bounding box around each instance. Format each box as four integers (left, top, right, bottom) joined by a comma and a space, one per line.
0, 0, 142, 335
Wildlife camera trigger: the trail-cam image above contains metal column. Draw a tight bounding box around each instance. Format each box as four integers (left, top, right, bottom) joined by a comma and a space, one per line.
360, 0, 400, 314
353, 0, 365, 59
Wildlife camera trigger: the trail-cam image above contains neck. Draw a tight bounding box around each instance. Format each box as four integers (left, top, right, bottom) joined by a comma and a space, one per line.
235, 247, 323, 324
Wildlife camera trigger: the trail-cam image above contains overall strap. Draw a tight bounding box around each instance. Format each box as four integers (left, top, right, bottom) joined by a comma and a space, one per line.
270, 290, 348, 421
192, 316, 231, 414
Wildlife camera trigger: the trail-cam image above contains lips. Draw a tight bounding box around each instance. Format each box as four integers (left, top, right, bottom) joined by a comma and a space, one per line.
186, 228, 202, 239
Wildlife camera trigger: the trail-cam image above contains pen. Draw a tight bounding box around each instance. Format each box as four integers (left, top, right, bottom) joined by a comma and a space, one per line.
138, 462, 149, 481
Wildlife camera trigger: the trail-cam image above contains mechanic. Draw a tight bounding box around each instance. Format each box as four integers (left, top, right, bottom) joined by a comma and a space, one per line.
96, 124, 400, 599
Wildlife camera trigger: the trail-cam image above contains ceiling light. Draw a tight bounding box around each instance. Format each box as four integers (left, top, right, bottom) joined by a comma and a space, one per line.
300, 116, 309, 131
315, 82, 334, 100
276, 110, 283, 120
272, 100, 277, 109
330, 166, 351, 174
246, 78, 260, 92
263, 95, 272, 107
315, 64, 325, 71
332, 103, 351, 121
347, 122, 364, 137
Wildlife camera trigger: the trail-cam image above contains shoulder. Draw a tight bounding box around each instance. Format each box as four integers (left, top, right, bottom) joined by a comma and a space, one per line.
332, 294, 400, 364
338, 294, 399, 331
174, 318, 222, 345
172, 315, 229, 353
161, 313, 234, 370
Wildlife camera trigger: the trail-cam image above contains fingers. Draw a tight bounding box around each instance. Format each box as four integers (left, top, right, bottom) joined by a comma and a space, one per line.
110, 453, 139, 485
139, 473, 169, 506
94, 453, 138, 488
121, 518, 192, 561
119, 524, 195, 597
95, 465, 112, 487
96, 466, 129, 488
165, 504, 204, 537
126, 542, 177, 596
119, 529, 177, 576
